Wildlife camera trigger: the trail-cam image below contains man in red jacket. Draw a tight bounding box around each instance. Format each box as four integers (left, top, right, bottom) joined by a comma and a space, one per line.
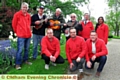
81, 13, 94, 40
66, 27, 86, 73
85, 30, 108, 77
41, 28, 64, 70
12, 2, 32, 70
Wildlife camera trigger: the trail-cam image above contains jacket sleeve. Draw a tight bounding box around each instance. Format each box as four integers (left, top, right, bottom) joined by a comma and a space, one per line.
12, 13, 18, 33
104, 25, 109, 44
79, 38, 87, 58
66, 42, 72, 64
31, 15, 37, 26
91, 22, 94, 30
85, 41, 90, 62
41, 37, 52, 57
54, 39, 60, 58
95, 41, 108, 57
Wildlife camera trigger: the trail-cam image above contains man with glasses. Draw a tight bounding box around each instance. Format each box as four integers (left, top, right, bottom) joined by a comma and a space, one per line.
65, 27, 86, 73
63, 13, 83, 41
41, 28, 65, 70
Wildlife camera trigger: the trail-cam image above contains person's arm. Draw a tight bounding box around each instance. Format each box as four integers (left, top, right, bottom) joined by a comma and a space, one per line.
95, 40, 108, 57
54, 39, 60, 58
12, 13, 18, 33
66, 42, 72, 64
31, 14, 37, 26
79, 38, 87, 58
104, 25, 109, 44
90, 22, 94, 30
41, 37, 52, 57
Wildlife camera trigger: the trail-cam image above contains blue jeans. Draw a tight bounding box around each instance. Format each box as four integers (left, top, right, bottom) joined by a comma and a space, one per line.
15, 37, 31, 65
33, 34, 44, 59
85, 56, 107, 72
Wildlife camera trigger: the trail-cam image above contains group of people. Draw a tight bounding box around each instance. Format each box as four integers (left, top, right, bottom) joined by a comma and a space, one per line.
12, 2, 109, 77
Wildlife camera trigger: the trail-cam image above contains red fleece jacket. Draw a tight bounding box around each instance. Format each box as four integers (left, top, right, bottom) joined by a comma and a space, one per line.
85, 38, 108, 62
81, 21, 94, 39
12, 10, 31, 38
96, 23, 109, 44
41, 36, 60, 58
66, 36, 87, 63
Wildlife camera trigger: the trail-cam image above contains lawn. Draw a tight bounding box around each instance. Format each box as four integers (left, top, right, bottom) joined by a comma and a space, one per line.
7, 34, 69, 74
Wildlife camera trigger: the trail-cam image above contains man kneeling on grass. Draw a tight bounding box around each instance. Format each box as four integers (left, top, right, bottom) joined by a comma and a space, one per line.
65, 27, 86, 73
41, 28, 65, 70
85, 30, 108, 77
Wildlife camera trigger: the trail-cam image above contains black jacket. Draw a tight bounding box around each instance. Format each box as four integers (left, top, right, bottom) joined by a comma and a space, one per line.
63, 20, 83, 35
31, 14, 49, 35
52, 14, 65, 39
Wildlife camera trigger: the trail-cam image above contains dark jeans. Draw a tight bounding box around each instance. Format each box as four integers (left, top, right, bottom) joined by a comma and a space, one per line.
42, 54, 65, 64
70, 58, 85, 72
85, 56, 107, 72
15, 37, 31, 65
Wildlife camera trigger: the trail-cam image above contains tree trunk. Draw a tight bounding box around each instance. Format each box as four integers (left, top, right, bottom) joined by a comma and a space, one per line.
1, 0, 6, 7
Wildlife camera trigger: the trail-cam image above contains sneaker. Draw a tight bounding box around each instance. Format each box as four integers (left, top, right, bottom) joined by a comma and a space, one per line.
16, 65, 21, 70
51, 62, 57, 66
79, 69, 83, 73
45, 64, 49, 70
25, 61, 32, 65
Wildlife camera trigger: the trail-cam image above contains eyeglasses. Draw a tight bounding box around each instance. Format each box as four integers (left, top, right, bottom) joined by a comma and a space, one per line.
71, 16, 75, 18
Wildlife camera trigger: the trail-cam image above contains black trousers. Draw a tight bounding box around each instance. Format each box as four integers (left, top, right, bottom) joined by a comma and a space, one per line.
42, 54, 65, 64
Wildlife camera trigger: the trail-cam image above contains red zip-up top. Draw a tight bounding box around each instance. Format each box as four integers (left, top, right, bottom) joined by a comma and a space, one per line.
66, 36, 87, 64
85, 38, 108, 62
12, 10, 31, 38
81, 20, 94, 39
96, 23, 109, 44
41, 36, 60, 58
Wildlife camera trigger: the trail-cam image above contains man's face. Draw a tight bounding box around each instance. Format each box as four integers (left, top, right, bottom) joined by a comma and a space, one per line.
38, 8, 44, 14
47, 30, 53, 39
71, 15, 76, 21
84, 14, 89, 20
90, 32, 97, 42
70, 29, 76, 38
55, 11, 61, 16
21, 5, 28, 13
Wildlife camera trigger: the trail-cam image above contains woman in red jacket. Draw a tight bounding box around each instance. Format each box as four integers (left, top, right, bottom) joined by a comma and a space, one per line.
95, 17, 109, 44
85, 31, 108, 77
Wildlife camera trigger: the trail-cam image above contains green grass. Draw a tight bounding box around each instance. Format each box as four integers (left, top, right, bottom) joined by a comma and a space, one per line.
7, 34, 69, 74
113, 36, 120, 39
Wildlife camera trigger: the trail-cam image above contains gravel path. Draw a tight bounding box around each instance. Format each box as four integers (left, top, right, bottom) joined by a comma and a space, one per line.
67, 39, 120, 80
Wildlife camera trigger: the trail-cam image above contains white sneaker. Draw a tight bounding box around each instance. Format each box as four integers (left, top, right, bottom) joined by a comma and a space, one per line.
45, 64, 49, 70
51, 62, 57, 66
79, 69, 83, 72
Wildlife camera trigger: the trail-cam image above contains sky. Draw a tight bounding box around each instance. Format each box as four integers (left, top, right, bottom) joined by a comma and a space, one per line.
79, 0, 109, 20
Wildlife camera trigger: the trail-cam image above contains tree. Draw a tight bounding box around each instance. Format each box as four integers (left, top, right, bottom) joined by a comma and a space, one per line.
106, 0, 120, 36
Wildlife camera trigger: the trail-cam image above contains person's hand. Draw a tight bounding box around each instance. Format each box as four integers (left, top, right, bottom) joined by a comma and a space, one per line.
65, 29, 69, 34
50, 22, 54, 26
35, 21, 41, 25
44, 18, 48, 23
79, 20, 82, 24
50, 55, 54, 62
76, 57, 81, 62
52, 56, 56, 62
87, 61, 92, 68
91, 55, 96, 61
70, 63, 74, 69
63, 23, 67, 26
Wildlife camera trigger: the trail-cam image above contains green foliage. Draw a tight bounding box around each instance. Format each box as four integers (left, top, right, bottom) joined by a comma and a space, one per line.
106, 0, 120, 36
